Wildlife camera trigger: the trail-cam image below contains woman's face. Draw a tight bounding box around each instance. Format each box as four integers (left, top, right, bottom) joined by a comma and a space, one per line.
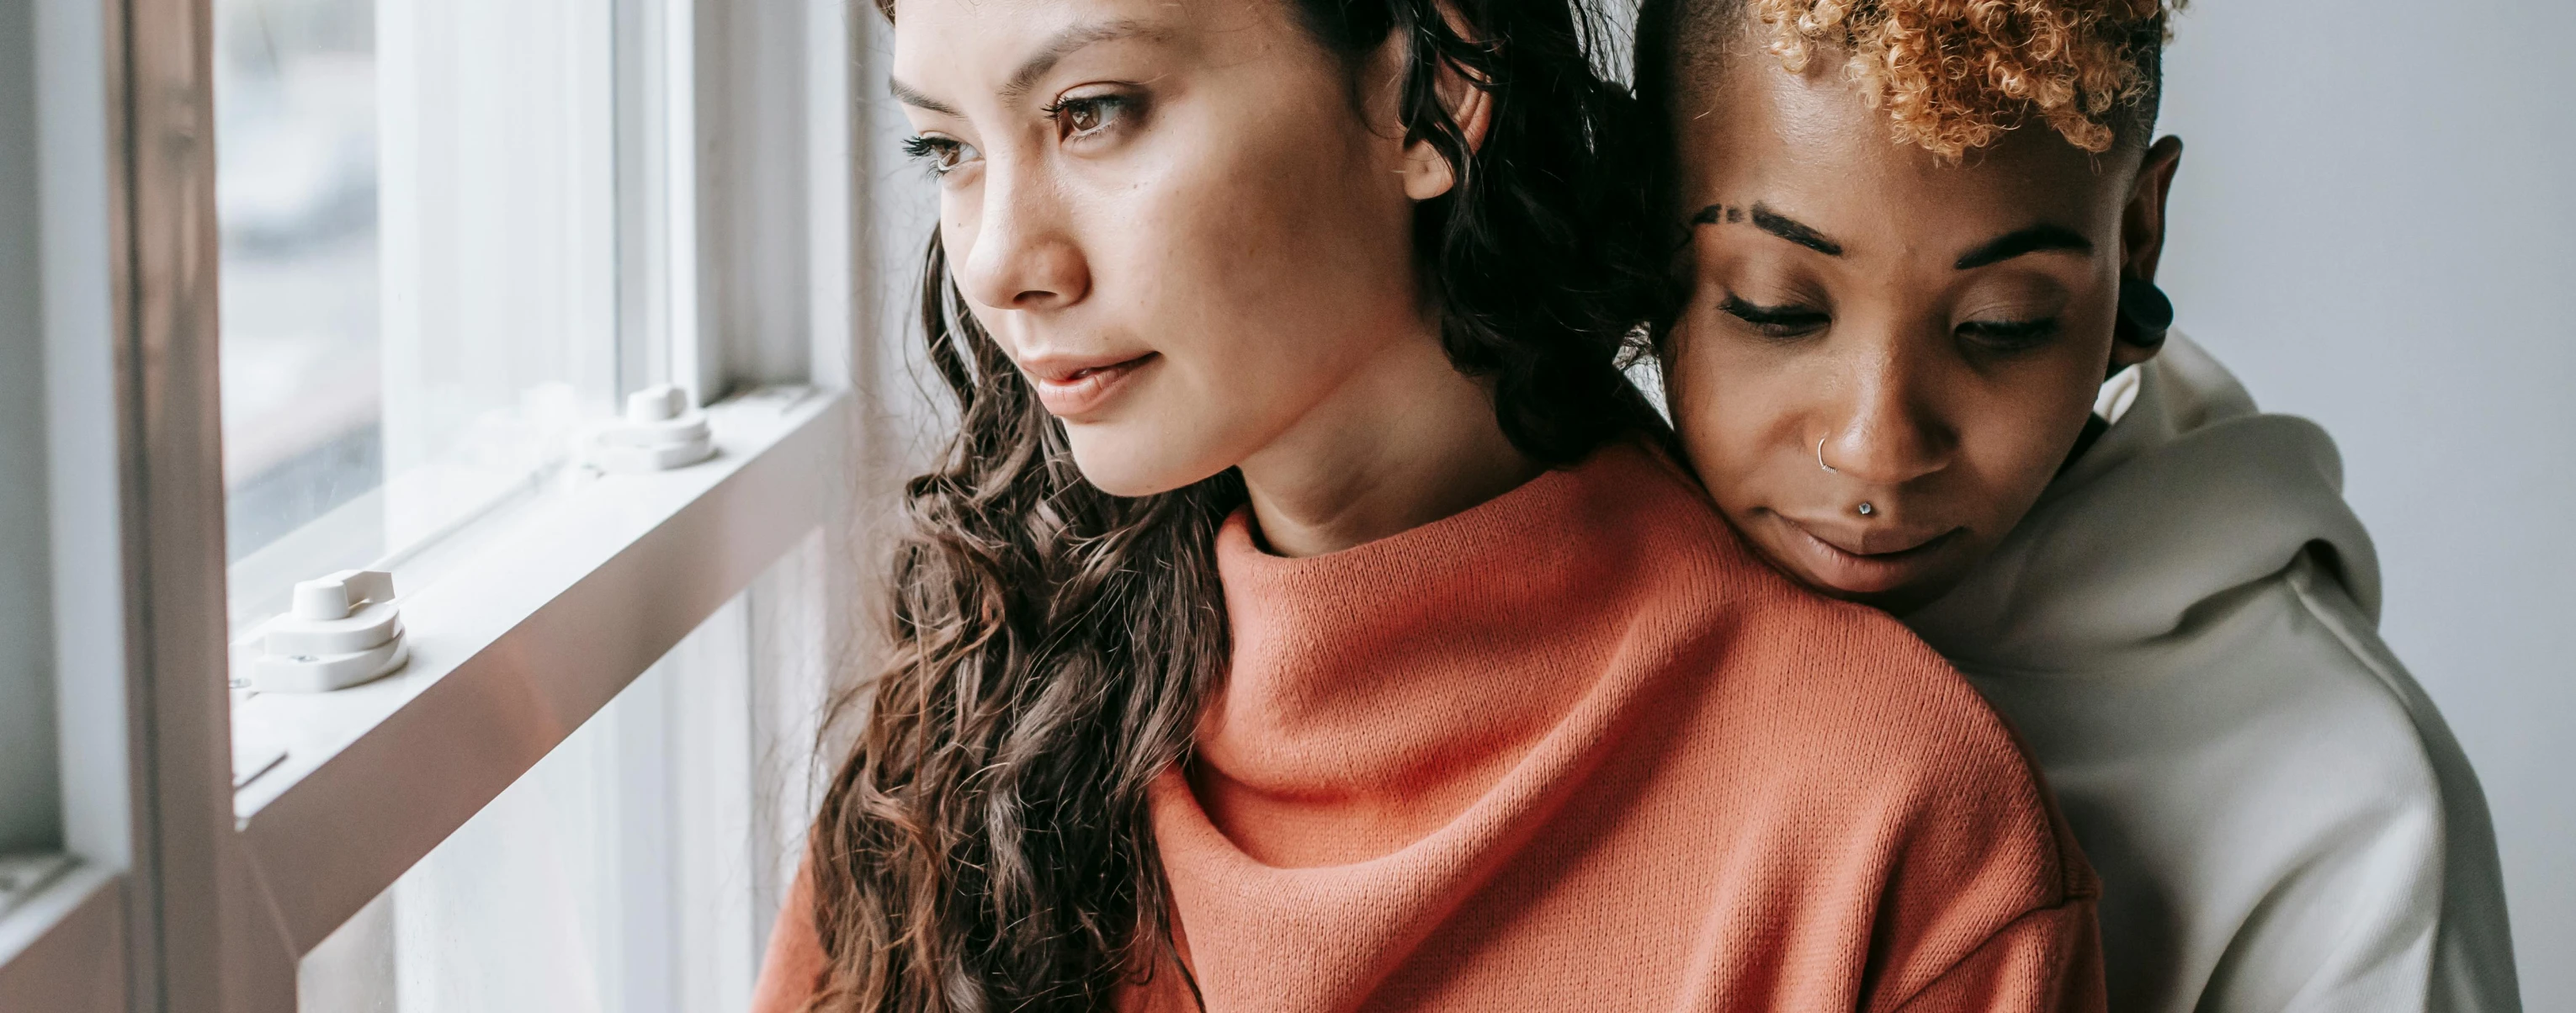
891, 0, 1442, 496
1661, 50, 2180, 613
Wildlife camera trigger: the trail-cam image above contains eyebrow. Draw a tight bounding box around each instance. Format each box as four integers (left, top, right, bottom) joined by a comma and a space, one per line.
1953, 225, 2095, 270
1003, 20, 1162, 102
1685, 203, 1844, 257
889, 78, 959, 116
1746, 203, 1842, 257
890, 19, 1166, 119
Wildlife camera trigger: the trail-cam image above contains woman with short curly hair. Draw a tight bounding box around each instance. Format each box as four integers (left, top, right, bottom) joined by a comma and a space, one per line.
1638, 1, 2520, 1009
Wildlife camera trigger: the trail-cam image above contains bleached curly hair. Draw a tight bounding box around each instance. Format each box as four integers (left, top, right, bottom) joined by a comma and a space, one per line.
1643, 0, 2182, 160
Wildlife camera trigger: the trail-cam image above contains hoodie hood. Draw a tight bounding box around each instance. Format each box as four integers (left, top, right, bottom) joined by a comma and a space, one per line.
1905, 333, 2381, 673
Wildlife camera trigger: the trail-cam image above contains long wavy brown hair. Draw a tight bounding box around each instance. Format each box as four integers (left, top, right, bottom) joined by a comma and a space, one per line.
802, 1, 1663, 1009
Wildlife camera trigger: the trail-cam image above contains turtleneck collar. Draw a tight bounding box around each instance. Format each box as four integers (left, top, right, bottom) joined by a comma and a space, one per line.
1185, 442, 1722, 868
1133, 438, 2101, 1013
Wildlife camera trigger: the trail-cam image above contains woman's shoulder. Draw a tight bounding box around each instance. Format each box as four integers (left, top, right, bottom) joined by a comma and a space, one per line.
1639, 546, 2104, 1006
1607, 478, 2082, 866
1570, 439, 2078, 867
1724, 587, 2075, 851
2176, 552, 2478, 856
1595, 443, 2059, 809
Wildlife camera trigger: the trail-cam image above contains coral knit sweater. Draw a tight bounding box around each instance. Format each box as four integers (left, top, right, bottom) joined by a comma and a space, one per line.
752, 443, 2105, 1013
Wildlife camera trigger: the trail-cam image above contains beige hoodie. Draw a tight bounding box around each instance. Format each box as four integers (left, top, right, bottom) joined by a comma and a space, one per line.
1905, 333, 2520, 1013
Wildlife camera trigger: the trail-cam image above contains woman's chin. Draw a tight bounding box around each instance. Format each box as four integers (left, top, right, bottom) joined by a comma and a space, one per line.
1061, 429, 1230, 499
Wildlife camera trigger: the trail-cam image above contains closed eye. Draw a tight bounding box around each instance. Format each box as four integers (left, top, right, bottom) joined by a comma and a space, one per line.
1719, 294, 1830, 340
1955, 317, 2063, 353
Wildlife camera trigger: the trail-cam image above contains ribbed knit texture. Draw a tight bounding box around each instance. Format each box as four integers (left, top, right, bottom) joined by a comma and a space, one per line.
1142, 444, 2101, 1012
752, 443, 2105, 1013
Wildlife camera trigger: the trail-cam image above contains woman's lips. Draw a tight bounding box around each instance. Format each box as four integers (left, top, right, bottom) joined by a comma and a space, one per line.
1025, 353, 1158, 419
1769, 512, 1961, 596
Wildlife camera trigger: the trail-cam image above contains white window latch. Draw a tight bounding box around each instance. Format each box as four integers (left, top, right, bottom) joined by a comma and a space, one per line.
587, 384, 715, 473
248, 569, 412, 692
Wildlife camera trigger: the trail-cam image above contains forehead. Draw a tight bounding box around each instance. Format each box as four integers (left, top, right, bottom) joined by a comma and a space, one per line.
889, 0, 1273, 95
1670, 49, 2128, 241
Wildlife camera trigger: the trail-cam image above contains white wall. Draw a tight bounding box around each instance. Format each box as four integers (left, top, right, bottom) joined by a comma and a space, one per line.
2155, 2, 2574, 1001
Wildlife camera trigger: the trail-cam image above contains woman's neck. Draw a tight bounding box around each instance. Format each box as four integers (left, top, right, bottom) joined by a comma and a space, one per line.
1237, 330, 1538, 558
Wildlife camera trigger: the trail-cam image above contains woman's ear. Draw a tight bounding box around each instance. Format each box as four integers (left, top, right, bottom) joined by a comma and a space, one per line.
2111, 135, 2185, 369
1400, 68, 1491, 200
1398, 8, 1495, 202
2122, 135, 2186, 282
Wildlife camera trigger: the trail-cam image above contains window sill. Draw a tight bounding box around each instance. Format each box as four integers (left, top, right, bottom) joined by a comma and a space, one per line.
226, 386, 846, 957
0, 862, 123, 1013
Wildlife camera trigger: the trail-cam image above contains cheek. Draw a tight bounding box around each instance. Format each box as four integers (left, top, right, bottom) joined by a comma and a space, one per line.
1123, 113, 1411, 343
1071, 98, 1421, 463
1663, 325, 1803, 509
937, 188, 992, 319
1946, 353, 2106, 517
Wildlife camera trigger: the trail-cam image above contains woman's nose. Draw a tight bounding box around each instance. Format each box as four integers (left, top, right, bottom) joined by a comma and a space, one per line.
1821, 346, 1956, 489
951, 161, 1090, 313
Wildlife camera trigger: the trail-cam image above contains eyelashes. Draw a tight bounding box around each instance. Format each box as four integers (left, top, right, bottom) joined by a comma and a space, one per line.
1718, 295, 1830, 339
900, 135, 975, 177
1954, 317, 2063, 351
1718, 294, 2064, 352
900, 89, 1144, 178
1037, 93, 1133, 140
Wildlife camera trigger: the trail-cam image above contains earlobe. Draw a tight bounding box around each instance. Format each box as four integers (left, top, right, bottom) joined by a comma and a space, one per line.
2112, 276, 2173, 358
1401, 139, 1458, 201
1399, 41, 1493, 203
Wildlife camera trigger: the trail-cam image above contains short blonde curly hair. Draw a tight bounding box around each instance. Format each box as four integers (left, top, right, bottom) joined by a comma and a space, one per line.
1649, 0, 2182, 161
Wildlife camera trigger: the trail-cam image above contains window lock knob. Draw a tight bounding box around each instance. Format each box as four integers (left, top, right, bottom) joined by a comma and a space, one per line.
249, 570, 411, 692
587, 384, 716, 473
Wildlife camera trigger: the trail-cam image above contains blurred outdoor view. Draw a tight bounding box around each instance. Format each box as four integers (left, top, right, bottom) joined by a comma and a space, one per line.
215, 0, 383, 564
215, 0, 621, 629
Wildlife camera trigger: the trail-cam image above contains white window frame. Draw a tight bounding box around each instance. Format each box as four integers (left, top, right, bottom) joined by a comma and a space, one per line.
0, 0, 890, 1009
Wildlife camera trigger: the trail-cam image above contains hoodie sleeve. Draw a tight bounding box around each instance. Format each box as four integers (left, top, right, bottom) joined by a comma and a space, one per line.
2207, 792, 2446, 1010
2111, 552, 2514, 1013
2256, 559, 2522, 1013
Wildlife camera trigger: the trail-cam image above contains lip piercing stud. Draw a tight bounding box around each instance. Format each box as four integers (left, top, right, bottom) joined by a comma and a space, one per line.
1857, 502, 1876, 517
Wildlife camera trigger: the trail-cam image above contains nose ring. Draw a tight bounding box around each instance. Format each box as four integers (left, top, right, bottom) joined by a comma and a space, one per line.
1819, 438, 1872, 515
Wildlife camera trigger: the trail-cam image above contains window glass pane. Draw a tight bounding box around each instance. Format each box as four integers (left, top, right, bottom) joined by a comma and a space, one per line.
216, 0, 619, 629
0, 0, 60, 859
295, 595, 765, 1013
215, 0, 383, 564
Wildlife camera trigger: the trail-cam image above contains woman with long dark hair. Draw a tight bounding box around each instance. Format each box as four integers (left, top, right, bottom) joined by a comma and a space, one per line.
752, 0, 2105, 1009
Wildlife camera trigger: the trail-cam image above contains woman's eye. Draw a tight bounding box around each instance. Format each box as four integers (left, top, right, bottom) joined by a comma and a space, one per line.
1955, 317, 2063, 353
1043, 93, 1132, 141
1718, 295, 1830, 340
900, 135, 979, 178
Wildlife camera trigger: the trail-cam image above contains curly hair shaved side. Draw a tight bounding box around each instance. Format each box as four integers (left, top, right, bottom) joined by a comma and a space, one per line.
1644, 0, 2182, 161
